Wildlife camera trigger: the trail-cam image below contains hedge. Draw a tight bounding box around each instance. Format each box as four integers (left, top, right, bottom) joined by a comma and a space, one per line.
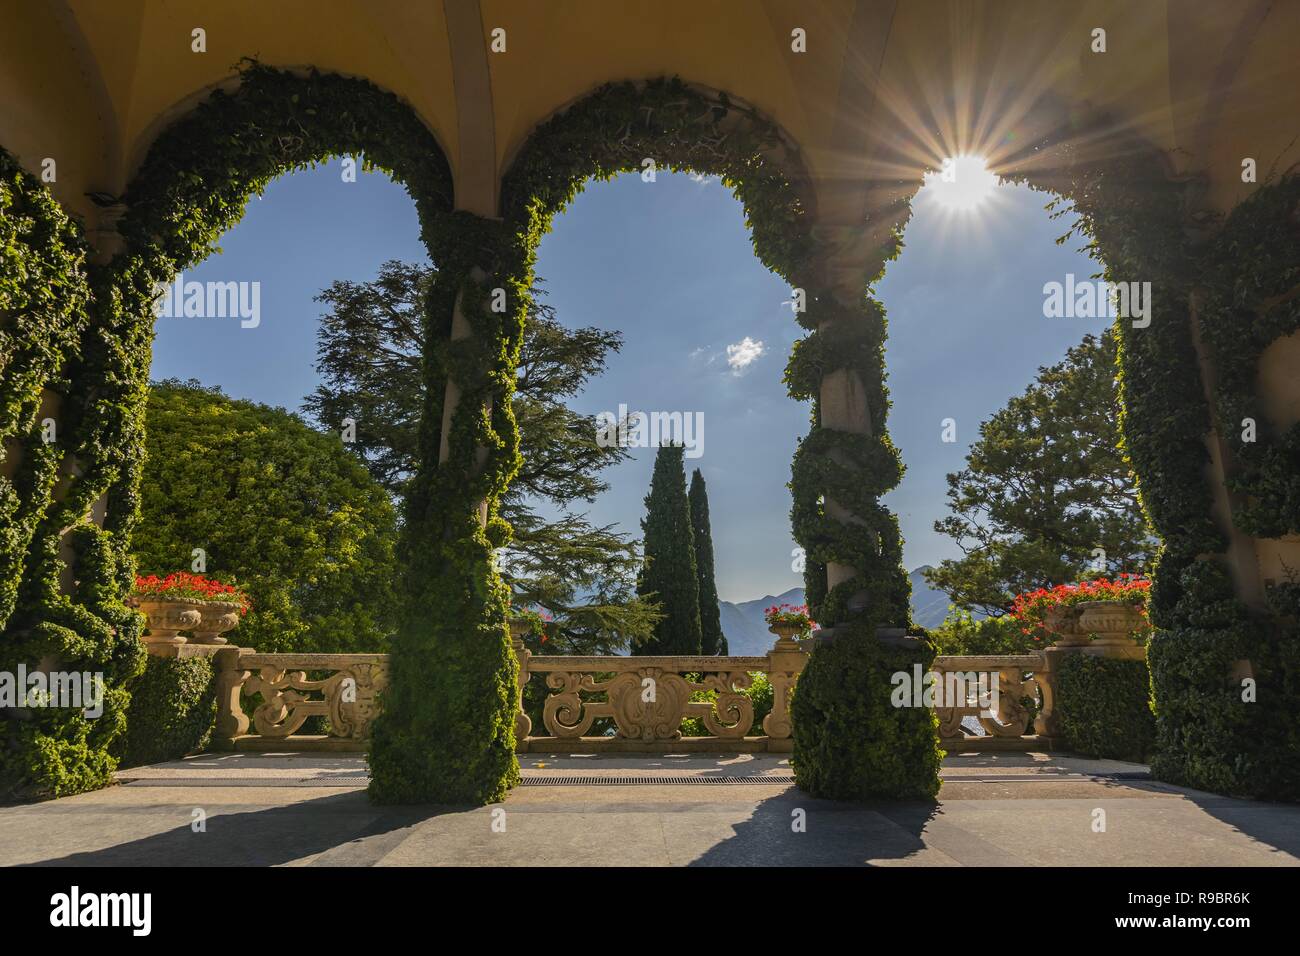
791, 629, 942, 800
114, 656, 216, 768
1056, 654, 1155, 761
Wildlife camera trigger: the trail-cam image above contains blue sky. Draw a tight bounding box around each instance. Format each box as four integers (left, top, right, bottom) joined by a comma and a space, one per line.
149, 160, 1109, 603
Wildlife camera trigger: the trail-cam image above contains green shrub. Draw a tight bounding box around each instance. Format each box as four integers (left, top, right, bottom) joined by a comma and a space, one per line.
1056, 654, 1154, 761
791, 629, 942, 800
680, 671, 773, 737
115, 656, 217, 767
928, 610, 1029, 655
135, 380, 399, 655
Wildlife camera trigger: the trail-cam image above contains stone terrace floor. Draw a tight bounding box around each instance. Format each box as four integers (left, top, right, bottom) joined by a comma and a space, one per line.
3, 751, 1298, 866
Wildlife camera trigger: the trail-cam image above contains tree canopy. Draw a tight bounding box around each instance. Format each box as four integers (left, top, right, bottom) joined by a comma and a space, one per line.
134, 379, 400, 653
926, 331, 1154, 615
304, 259, 657, 653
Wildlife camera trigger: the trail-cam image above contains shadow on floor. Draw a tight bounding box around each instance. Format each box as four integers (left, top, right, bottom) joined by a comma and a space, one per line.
1156, 785, 1300, 861
688, 789, 939, 866
27, 790, 454, 867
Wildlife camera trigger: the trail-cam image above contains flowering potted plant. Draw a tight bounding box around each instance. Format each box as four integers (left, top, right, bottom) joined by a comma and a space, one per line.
764, 603, 816, 644
508, 605, 553, 644
131, 572, 251, 646
1009, 575, 1151, 648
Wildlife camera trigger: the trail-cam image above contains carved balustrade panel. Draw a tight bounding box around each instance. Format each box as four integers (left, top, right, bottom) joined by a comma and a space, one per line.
530, 656, 768, 741
931, 654, 1044, 739
240, 653, 389, 740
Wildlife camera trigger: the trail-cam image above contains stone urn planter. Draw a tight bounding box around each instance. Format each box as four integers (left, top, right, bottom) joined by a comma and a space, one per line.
190, 601, 243, 645
1075, 600, 1145, 647
1042, 604, 1086, 646
136, 598, 204, 647
131, 573, 249, 648
769, 623, 803, 643
1043, 600, 1145, 647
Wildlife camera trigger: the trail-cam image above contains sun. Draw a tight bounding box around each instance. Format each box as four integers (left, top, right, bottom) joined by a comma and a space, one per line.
921, 155, 1000, 212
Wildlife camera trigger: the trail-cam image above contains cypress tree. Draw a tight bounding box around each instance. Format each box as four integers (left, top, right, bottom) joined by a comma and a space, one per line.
689, 469, 726, 655
636, 445, 703, 655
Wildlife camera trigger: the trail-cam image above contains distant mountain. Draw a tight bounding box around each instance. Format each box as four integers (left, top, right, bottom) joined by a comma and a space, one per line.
909, 565, 958, 630
719, 586, 805, 656
717, 568, 963, 651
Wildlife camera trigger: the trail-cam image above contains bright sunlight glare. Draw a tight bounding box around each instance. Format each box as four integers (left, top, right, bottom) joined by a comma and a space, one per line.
922, 155, 1000, 212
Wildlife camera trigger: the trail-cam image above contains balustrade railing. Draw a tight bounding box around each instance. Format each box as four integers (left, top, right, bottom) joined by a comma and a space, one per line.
931, 654, 1055, 743
213, 649, 389, 750
511, 627, 809, 752
210, 640, 1074, 753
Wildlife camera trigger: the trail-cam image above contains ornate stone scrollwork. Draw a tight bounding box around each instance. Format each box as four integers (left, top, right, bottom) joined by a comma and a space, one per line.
537, 659, 768, 741
241, 654, 388, 739
543, 670, 604, 738
691, 671, 754, 738
931, 655, 1044, 739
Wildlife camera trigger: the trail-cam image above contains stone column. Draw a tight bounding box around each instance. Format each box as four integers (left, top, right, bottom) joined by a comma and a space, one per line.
796, 213, 911, 633
509, 624, 533, 752
211, 646, 250, 750
762, 629, 809, 751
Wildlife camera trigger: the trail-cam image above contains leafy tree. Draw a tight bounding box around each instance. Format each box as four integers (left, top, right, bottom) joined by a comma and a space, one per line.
689, 468, 726, 655
304, 260, 657, 653
134, 380, 399, 653
926, 330, 1154, 615
635, 445, 703, 655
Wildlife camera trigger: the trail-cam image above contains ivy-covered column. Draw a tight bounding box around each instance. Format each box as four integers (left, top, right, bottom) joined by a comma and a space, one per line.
366, 212, 524, 804
1042, 146, 1300, 800
1, 147, 146, 800
1158, 171, 1300, 800
785, 224, 942, 800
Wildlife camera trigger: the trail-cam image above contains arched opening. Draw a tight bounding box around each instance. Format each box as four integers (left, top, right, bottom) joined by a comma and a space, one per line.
1, 63, 456, 800
508, 165, 805, 740
527, 167, 806, 621
880, 155, 1152, 628
365, 77, 829, 801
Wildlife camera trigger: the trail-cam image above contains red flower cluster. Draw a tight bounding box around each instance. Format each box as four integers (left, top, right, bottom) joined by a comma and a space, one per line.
1009, 574, 1150, 642
764, 603, 817, 629
132, 572, 252, 616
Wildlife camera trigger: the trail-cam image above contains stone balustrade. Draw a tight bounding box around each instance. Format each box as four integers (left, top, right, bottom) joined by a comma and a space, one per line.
212, 649, 389, 751
931, 654, 1057, 750
513, 642, 808, 752
209, 627, 1142, 753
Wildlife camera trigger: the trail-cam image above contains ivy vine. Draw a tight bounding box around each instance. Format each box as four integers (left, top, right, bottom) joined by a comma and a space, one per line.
1197, 170, 1300, 538
1010, 142, 1300, 799
2, 64, 473, 801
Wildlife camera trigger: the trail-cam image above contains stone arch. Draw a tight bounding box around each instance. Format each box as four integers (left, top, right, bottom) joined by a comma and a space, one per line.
495, 77, 912, 633
977, 111, 1300, 799
3, 62, 457, 800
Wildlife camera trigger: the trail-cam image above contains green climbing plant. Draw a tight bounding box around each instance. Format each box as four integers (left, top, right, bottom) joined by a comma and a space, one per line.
2, 63, 470, 801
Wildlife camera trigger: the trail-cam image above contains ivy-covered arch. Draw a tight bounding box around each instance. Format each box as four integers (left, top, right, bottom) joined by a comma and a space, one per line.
1008, 132, 1300, 799
377, 76, 941, 804
498, 77, 915, 635
371, 77, 853, 803
2, 63, 464, 800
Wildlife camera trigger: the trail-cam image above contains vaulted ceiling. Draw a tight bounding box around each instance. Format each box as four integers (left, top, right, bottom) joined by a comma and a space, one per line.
3, 1, 1296, 240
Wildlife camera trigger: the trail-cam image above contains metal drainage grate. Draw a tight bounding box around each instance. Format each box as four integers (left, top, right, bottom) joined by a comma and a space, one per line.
119, 775, 368, 788
519, 774, 795, 786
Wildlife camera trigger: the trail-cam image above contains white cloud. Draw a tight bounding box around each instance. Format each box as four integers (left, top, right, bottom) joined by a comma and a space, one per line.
726, 336, 765, 373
